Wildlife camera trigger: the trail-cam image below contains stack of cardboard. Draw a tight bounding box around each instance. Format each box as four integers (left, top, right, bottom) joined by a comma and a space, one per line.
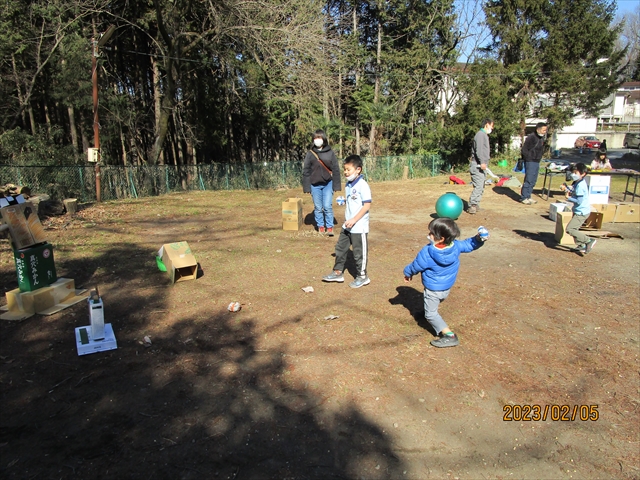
553, 202, 637, 245
1, 195, 88, 320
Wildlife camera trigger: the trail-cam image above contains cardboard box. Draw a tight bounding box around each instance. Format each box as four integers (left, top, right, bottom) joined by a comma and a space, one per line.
590, 203, 617, 223
2, 278, 88, 319
13, 242, 57, 292
159, 242, 198, 283
555, 211, 576, 245
0, 201, 47, 250
549, 203, 567, 222
585, 175, 610, 204
282, 198, 303, 231
612, 203, 639, 223
5, 278, 84, 315
584, 212, 603, 229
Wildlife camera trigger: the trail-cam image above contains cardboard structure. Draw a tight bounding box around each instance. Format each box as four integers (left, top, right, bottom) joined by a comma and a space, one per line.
13, 242, 57, 292
612, 203, 639, 223
282, 198, 303, 231
590, 204, 617, 223
1, 278, 89, 321
583, 212, 603, 230
548, 203, 567, 222
555, 211, 576, 245
159, 242, 198, 283
0, 197, 47, 250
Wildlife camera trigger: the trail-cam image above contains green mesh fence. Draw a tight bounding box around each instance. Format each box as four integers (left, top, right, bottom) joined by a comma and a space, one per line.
0, 154, 444, 202
362, 154, 444, 182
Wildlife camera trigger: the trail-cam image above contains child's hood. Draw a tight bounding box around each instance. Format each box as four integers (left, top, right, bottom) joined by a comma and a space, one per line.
427, 242, 457, 267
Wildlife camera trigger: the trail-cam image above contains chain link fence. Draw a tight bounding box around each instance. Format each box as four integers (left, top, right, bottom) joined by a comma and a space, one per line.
0, 154, 444, 202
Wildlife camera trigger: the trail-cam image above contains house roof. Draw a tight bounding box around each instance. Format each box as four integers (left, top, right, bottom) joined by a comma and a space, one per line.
625, 90, 640, 101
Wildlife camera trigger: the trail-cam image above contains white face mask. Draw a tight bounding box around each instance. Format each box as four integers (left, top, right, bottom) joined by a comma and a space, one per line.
485, 127, 492, 135
570, 173, 581, 181
346, 173, 358, 182
313, 138, 324, 148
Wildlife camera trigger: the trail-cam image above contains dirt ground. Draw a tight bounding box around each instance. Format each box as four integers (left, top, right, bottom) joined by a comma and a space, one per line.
0, 165, 639, 479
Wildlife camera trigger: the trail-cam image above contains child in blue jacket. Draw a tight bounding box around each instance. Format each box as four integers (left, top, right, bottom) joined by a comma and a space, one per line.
561, 162, 596, 254
403, 218, 487, 348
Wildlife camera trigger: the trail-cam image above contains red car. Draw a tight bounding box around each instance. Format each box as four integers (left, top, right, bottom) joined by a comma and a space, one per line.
574, 136, 601, 150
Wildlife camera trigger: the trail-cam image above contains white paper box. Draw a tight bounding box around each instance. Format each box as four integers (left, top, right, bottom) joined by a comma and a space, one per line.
75, 323, 117, 356
549, 203, 566, 222
585, 175, 610, 204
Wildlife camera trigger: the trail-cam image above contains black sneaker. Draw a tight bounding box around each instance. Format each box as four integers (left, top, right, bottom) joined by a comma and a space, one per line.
584, 239, 597, 254
430, 333, 460, 348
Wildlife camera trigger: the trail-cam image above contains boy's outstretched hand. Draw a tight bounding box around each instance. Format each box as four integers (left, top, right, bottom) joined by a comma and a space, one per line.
404, 275, 412, 283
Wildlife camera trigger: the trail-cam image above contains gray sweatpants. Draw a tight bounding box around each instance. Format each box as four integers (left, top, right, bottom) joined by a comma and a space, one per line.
333, 230, 368, 278
566, 213, 590, 245
469, 161, 485, 207
424, 288, 451, 334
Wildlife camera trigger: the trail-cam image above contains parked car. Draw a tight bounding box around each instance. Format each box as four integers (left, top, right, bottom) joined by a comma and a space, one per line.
574, 136, 601, 150
623, 133, 640, 149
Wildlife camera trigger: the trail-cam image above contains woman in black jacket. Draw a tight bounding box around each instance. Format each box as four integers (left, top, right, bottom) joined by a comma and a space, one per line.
302, 130, 342, 235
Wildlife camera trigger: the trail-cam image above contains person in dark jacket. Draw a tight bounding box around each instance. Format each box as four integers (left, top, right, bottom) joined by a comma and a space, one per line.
403, 218, 487, 348
302, 130, 342, 235
520, 122, 548, 205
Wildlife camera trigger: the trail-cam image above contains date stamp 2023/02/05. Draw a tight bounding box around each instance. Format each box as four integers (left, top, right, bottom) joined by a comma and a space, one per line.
503, 404, 599, 422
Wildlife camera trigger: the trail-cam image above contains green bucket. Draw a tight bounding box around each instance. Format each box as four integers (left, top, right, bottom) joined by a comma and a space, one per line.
498, 159, 508, 167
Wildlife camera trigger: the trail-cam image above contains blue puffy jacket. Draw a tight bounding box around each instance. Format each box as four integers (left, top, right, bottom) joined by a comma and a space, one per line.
403, 236, 484, 291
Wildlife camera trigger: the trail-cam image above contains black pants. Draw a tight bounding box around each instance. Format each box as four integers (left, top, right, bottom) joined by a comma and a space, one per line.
333, 230, 368, 278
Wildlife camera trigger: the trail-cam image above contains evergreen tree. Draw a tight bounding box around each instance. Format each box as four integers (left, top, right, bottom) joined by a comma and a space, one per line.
537, 0, 626, 128
484, 0, 626, 132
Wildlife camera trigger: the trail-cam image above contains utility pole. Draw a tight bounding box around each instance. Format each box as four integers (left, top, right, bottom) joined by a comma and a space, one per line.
91, 25, 115, 203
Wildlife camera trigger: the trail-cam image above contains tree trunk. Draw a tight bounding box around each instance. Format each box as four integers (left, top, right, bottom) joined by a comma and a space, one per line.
368, 21, 382, 156
44, 102, 52, 135
28, 106, 36, 135
79, 110, 89, 153
68, 106, 79, 153
151, 56, 170, 165
353, 5, 361, 156
120, 125, 128, 165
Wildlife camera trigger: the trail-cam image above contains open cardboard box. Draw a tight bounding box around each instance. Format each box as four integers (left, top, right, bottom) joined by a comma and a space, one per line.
159, 242, 198, 283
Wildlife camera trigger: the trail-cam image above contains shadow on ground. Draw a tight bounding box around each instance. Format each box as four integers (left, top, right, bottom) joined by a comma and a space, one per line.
512, 228, 583, 252
492, 186, 522, 203
0, 243, 405, 479
388, 286, 438, 336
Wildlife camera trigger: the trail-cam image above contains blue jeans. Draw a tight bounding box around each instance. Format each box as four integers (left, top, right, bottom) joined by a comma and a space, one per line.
310, 181, 334, 229
520, 161, 540, 200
